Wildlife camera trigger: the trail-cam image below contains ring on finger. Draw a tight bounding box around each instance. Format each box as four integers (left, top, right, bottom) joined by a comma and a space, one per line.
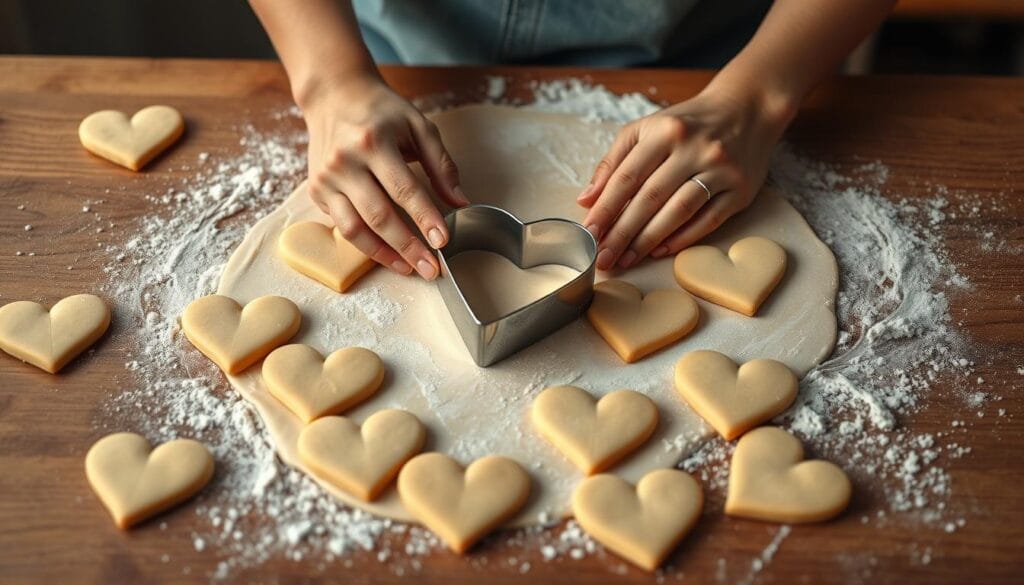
689, 175, 713, 202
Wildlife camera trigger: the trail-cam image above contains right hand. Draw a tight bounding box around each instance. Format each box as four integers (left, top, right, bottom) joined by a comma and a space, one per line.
303, 75, 469, 280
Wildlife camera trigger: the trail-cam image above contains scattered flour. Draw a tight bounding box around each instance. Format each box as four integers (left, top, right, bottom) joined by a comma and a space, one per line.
747, 525, 791, 579
485, 75, 507, 101
770, 151, 982, 522
528, 78, 660, 123
96, 81, 997, 580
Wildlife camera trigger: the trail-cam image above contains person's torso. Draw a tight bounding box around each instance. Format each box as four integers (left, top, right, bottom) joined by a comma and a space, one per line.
353, 0, 772, 68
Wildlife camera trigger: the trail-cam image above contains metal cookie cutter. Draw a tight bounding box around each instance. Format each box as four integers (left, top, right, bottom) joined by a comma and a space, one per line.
435, 205, 597, 367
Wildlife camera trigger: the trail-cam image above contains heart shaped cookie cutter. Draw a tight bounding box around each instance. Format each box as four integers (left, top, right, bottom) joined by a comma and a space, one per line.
436, 205, 597, 367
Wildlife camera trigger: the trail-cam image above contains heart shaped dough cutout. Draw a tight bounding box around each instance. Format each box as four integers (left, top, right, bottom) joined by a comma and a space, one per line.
726, 426, 851, 523
79, 105, 185, 171
279, 221, 376, 293
299, 410, 426, 501
532, 385, 657, 474
673, 236, 786, 316
0, 294, 111, 373
674, 350, 797, 441
397, 452, 530, 553
181, 295, 301, 375
573, 469, 703, 571
85, 432, 214, 529
587, 279, 699, 363
263, 344, 385, 423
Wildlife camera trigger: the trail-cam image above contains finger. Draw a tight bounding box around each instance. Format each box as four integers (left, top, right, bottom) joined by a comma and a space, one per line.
321, 189, 413, 275
341, 170, 440, 280
577, 123, 639, 208
370, 143, 450, 249
593, 154, 694, 269
630, 170, 729, 261
308, 180, 332, 216
583, 140, 670, 243
410, 119, 470, 208
651, 191, 744, 257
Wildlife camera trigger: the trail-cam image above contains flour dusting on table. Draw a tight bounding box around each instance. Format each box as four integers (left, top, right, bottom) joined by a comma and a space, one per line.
97, 82, 1003, 580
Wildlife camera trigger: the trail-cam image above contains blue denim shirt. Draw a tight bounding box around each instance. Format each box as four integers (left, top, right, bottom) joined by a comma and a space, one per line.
353, 0, 771, 68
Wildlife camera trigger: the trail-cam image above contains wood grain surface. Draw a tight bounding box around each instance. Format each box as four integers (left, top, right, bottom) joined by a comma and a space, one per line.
0, 57, 1022, 584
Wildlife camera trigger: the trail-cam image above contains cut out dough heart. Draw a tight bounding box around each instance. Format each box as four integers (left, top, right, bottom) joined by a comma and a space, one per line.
397, 452, 530, 553
573, 469, 703, 571
726, 426, 851, 523
79, 105, 185, 171
181, 295, 301, 375
674, 350, 797, 441
279, 221, 375, 293
586, 279, 699, 363
298, 410, 426, 501
0, 294, 111, 373
85, 432, 214, 529
263, 344, 385, 423
532, 385, 657, 474
673, 236, 786, 316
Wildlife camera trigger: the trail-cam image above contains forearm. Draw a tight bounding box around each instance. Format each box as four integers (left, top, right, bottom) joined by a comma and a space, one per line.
704, 0, 895, 132
249, 0, 378, 109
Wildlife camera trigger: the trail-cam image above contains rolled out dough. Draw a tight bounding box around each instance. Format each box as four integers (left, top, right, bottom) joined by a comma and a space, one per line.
446, 250, 580, 323
214, 105, 838, 526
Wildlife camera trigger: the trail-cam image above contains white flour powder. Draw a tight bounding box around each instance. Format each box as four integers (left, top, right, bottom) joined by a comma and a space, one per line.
96, 82, 1004, 580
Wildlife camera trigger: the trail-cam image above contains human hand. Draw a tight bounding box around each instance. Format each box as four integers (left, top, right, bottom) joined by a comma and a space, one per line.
304, 75, 469, 280
577, 88, 791, 270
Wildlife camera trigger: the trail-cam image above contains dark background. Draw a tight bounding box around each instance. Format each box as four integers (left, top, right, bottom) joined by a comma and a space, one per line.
1, 0, 1022, 76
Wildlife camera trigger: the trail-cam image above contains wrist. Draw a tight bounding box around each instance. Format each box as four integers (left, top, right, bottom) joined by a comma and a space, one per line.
700, 66, 801, 140
293, 65, 382, 113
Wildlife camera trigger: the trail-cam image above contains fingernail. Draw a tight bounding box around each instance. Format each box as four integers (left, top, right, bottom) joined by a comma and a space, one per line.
586, 224, 600, 239
427, 227, 446, 249
652, 245, 668, 258
416, 258, 438, 280
577, 184, 594, 201
453, 186, 470, 206
619, 250, 637, 268
391, 259, 413, 274
596, 248, 614, 271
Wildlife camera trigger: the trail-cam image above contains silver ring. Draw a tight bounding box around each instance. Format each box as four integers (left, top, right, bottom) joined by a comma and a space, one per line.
690, 176, 712, 202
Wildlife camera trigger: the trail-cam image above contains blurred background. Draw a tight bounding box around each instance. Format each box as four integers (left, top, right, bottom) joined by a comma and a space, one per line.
0, 0, 1021, 75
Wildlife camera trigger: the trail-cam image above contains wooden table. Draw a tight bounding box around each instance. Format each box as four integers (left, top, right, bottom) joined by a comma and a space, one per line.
0, 57, 1022, 584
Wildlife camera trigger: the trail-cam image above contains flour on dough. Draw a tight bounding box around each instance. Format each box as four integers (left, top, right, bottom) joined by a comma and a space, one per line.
215, 105, 838, 525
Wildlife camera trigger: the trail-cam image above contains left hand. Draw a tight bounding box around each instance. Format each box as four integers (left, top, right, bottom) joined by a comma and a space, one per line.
577, 88, 790, 270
